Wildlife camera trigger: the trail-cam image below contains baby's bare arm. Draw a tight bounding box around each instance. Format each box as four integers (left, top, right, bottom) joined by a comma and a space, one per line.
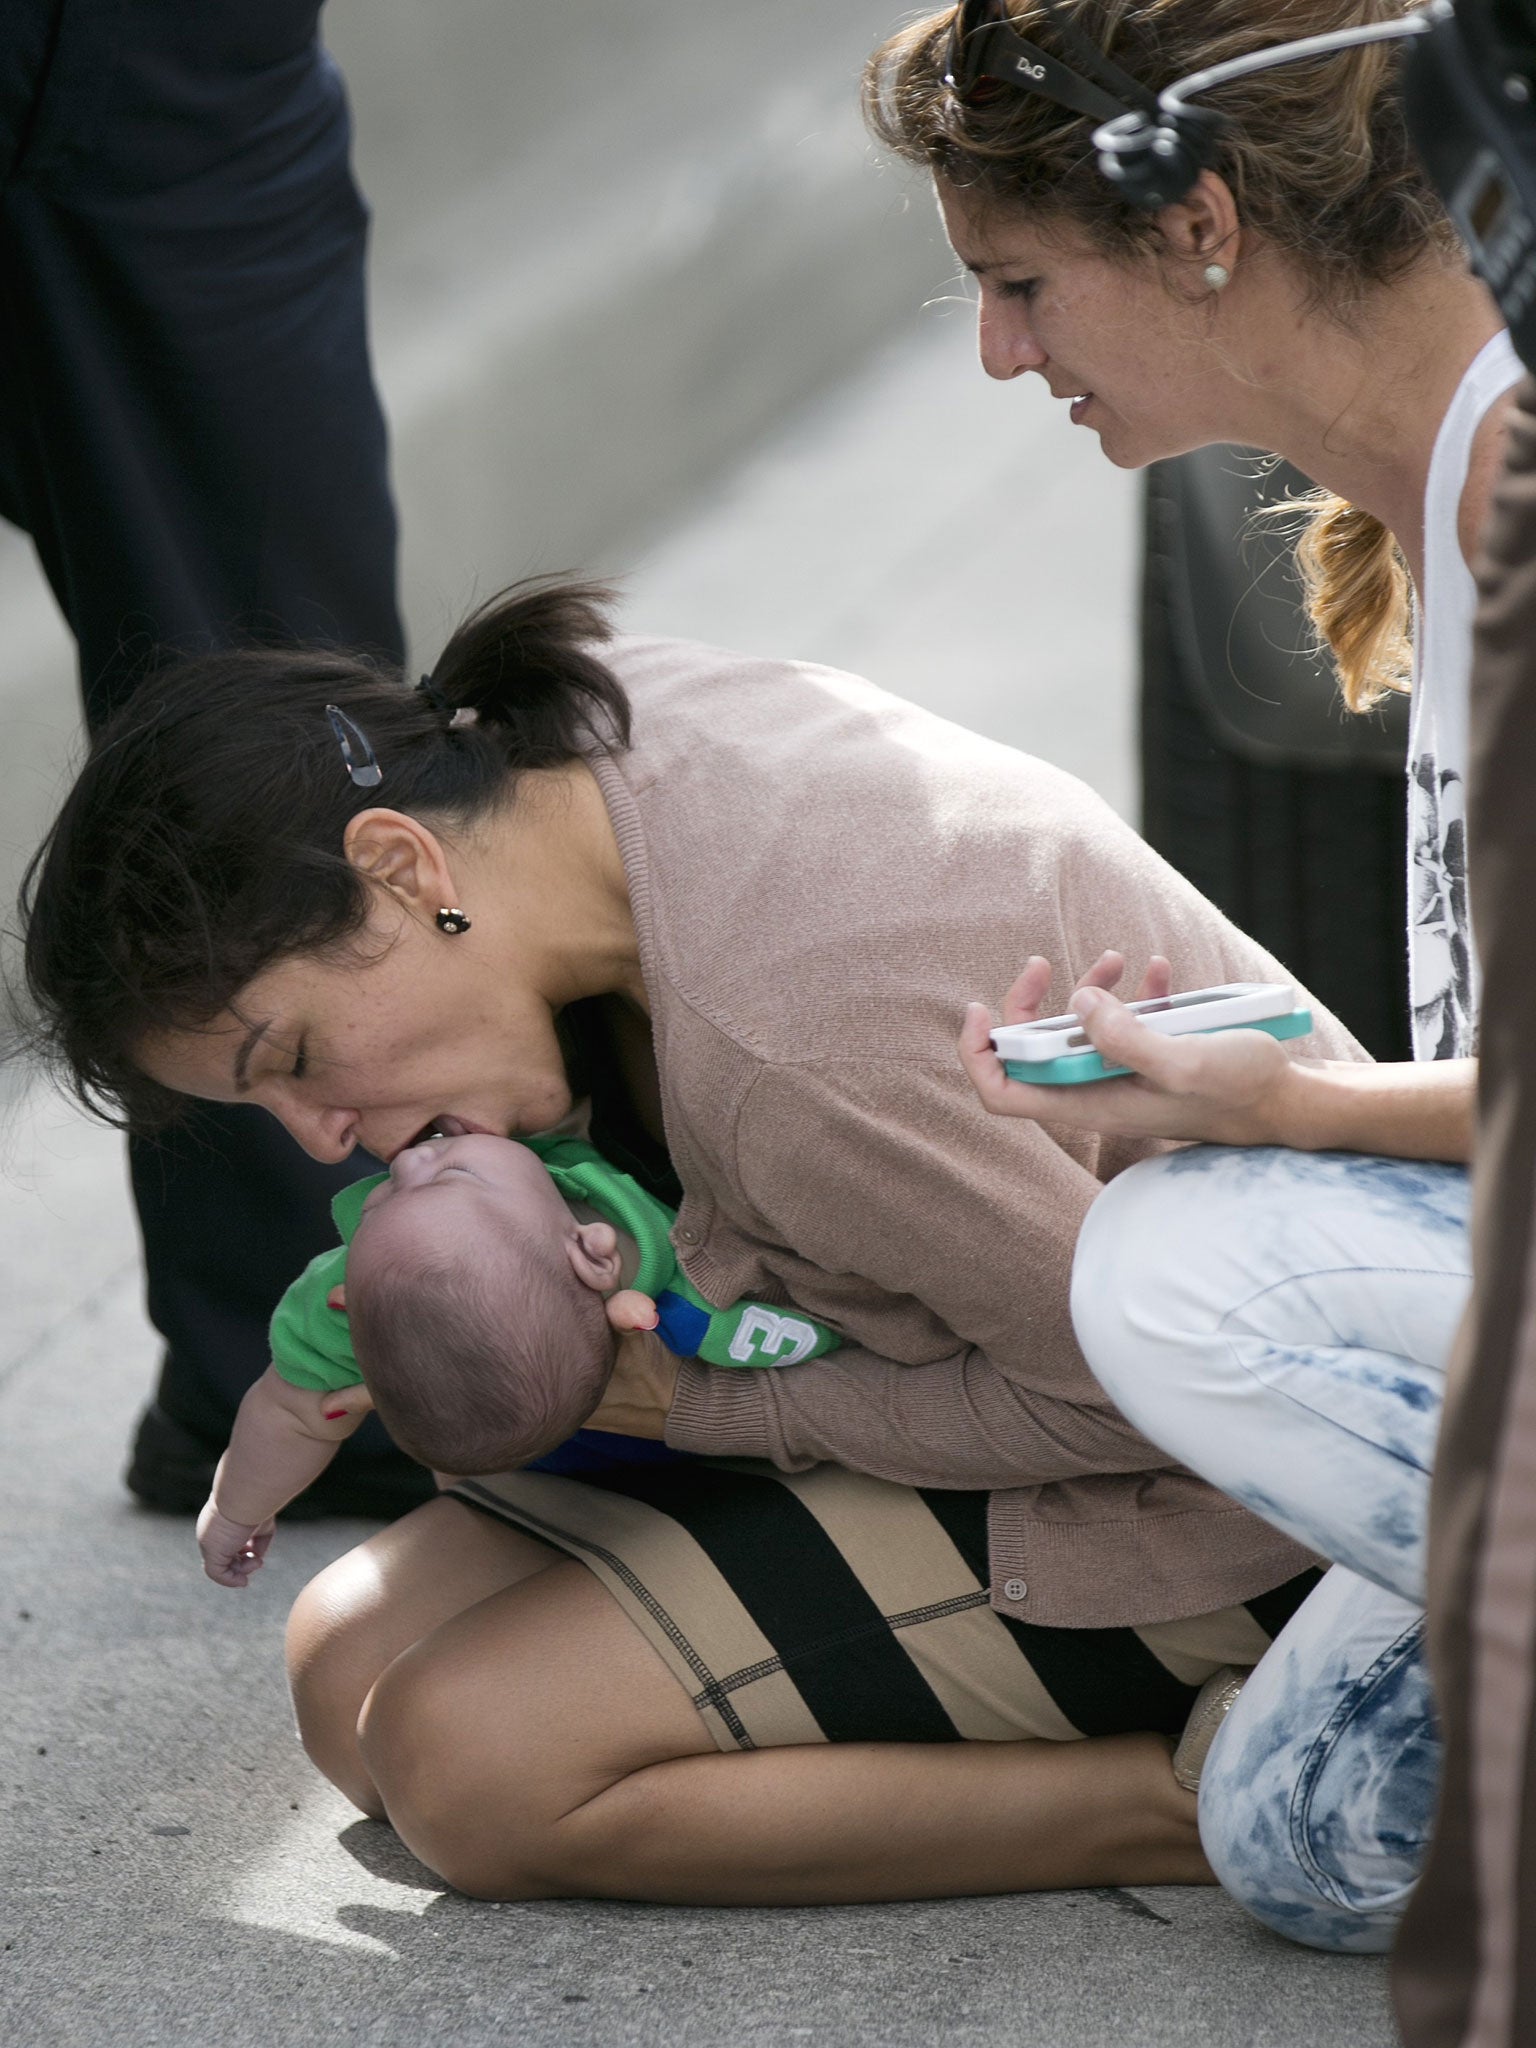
198, 1368, 372, 1588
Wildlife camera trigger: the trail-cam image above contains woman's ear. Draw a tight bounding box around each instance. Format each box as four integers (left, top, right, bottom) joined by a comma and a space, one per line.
1156, 168, 1241, 280
566, 1219, 624, 1294
343, 809, 459, 923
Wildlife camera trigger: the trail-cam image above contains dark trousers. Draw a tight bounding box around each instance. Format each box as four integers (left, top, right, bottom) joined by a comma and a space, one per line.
1140, 449, 1412, 1064
2, 0, 406, 1459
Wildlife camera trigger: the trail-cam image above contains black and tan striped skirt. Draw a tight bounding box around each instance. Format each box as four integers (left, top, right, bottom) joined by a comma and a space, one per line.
449, 1460, 1321, 1753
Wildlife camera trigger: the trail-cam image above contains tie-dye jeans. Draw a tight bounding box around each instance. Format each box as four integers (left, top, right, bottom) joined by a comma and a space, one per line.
1072, 1146, 1472, 1953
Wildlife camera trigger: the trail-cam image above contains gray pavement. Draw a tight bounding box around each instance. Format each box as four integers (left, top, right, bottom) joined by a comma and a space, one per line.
0, 315, 1402, 2045
0, 0, 946, 972
323, 0, 947, 642
626, 309, 1140, 819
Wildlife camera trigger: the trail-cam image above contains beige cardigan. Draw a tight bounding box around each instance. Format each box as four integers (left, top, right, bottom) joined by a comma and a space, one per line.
589, 635, 1361, 1628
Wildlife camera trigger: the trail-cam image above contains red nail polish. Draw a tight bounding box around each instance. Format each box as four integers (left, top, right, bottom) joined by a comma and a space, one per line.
325, 1409, 347, 1420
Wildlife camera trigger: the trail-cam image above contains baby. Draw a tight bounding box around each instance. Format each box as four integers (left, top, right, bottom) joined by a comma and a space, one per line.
197, 1131, 840, 1586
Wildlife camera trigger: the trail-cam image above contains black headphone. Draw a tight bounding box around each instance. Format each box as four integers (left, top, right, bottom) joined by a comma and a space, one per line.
1092, 10, 1438, 211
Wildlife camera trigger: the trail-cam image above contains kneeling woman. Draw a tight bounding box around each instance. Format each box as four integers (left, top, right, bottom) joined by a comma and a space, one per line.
866, 0, 1510, 1959
21, 581, 1352, 1908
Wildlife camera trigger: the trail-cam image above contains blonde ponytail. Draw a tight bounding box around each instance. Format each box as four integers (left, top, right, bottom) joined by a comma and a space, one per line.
1292, 495, 1413, 711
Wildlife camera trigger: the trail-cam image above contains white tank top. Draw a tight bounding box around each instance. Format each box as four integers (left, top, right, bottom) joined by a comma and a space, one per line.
1408, 328, 1522, 1062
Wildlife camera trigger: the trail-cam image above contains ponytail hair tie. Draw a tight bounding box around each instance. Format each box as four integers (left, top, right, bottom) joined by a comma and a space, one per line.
416, 672, 480, 730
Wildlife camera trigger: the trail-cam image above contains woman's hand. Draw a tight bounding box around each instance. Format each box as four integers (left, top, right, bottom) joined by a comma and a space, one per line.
959, 951, 1302, 1148
585, 1324, 679, 1440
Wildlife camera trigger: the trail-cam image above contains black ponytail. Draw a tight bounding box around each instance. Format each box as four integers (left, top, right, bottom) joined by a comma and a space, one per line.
18, 576, 629, 1129
428, 579, 629, 762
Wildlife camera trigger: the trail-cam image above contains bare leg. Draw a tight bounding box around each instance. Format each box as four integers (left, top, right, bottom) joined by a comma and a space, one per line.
359, 1554, 1209, 1904
285, 1496, 559, 1814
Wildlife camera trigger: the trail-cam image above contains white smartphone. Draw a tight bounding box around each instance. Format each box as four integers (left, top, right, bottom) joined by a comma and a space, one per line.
989, 981, 1312, 1087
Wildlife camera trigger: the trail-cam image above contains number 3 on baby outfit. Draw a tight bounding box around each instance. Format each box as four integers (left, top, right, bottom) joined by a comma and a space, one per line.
729, 1307, 823, 1366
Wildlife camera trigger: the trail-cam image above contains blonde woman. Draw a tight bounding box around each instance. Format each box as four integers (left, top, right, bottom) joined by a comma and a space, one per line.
867, 0, 1514, 1951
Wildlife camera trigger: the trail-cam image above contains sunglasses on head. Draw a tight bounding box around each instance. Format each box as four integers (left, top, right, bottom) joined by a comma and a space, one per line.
941, 0, 1155, 123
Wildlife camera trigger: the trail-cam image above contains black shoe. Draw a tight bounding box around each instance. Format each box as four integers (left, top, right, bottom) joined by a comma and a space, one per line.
125, 1401, 436, 1521
126, 1402, 217, 1513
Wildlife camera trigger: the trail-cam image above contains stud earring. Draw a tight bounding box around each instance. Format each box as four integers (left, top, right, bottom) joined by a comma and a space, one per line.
435, 907, 472, 935
1204, 262, 1231, 292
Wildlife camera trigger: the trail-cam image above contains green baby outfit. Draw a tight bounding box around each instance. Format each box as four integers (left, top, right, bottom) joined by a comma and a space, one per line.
269, 1134, 840, 1393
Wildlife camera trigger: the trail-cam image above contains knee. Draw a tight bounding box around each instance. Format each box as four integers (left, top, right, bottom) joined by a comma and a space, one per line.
357, 1645, 557, 1900
1199, 1792, 1403, 1955
1071, 1153, 1210, 1431
285, 1558, 390, 1817
1197, 1724, 1425, 1955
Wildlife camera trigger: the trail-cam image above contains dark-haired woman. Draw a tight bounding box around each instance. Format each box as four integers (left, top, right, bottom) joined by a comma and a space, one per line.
865, 0, 1513, 1949
23, 580, 1366, 1920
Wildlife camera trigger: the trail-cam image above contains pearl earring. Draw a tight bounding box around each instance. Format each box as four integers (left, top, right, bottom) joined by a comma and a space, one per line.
1204, 262, 1231, 292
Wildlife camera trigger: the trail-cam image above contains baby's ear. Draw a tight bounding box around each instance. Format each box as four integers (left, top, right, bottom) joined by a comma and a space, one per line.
566, 1219, 623, 1294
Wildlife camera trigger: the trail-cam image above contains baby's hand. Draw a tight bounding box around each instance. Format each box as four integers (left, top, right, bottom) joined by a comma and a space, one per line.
196, 1499, 276, 1589
605, 1288, 660, 1334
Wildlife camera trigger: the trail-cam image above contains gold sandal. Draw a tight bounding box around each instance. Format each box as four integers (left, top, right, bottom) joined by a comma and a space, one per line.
1172, 1665, 1252, 1792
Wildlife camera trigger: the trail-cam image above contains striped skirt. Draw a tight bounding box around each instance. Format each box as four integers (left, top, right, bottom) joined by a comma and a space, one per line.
448, 1459, 1321, 1753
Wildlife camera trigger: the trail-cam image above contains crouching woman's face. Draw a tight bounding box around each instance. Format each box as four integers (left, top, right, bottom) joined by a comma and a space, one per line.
936, 174, 1261, 474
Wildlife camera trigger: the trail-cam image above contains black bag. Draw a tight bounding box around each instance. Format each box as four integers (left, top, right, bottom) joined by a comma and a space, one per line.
1140, 447, 1412, 1061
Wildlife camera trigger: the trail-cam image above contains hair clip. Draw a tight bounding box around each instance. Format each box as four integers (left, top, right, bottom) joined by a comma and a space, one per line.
448, 706, 480, 730
325, 704, 383, 789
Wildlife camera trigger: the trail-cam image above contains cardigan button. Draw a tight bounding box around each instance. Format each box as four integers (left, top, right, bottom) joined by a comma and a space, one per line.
678, 1227, 700, 1244
1002, 1578, 1028, 1603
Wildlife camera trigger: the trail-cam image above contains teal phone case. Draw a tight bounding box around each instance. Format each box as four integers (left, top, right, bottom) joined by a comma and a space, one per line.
1001, 1007, 1314, 1086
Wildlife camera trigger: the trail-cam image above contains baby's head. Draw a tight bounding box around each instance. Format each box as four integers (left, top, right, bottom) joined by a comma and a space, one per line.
344, 1135, 621, 1472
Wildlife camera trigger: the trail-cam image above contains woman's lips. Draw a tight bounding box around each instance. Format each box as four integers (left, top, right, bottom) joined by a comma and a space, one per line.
431, 1115, 499, 1140
1070, 393, 1095, 425
393, 1114, 502, 1159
